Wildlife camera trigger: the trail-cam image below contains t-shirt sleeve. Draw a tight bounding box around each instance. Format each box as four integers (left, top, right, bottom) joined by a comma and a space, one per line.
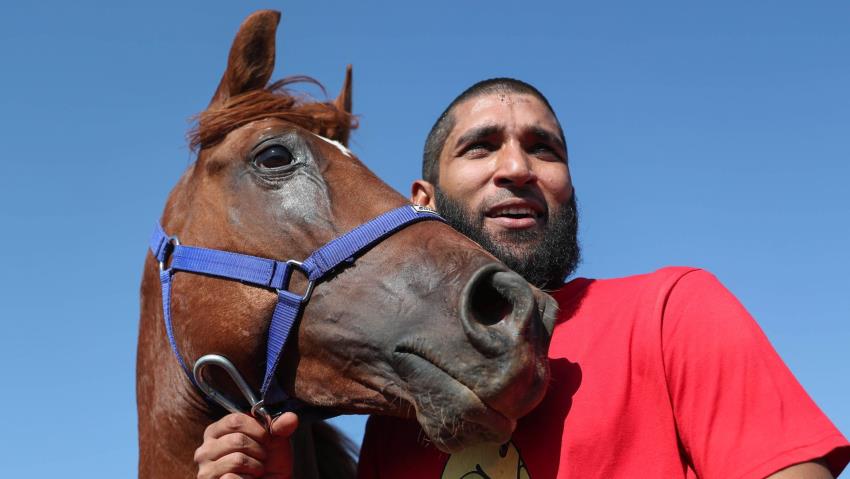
661, 269, 849, 479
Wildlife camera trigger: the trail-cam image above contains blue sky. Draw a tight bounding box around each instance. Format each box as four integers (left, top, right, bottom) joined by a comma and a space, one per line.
1, 1, 847, 476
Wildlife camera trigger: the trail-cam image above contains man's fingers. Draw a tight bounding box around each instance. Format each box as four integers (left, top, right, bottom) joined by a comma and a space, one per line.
194, 412, 297, 479
203, 413, 268, 443
262, 431, 295, 476
269, 412, 299, 438
194, 432, 267, 463
198, 452, 264, 478
253, 413, 298, 476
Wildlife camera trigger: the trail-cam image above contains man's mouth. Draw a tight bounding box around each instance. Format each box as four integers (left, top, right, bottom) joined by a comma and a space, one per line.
485, 201, 544, 230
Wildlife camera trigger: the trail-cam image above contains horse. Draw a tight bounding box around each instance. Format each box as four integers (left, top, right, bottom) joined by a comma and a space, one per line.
136, 10, 558, 478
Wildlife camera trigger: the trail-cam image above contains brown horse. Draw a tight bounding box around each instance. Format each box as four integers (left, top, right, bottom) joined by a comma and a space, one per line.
137, 10, 558, 479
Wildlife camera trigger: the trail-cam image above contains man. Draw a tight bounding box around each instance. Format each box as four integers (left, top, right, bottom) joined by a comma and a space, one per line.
194, 79, 849, 478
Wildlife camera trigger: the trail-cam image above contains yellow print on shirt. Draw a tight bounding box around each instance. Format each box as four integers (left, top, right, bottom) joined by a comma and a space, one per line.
441, 441, 531, 479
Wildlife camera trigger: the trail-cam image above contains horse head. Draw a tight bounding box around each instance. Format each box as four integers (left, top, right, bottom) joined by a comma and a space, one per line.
137, 10, 557, 478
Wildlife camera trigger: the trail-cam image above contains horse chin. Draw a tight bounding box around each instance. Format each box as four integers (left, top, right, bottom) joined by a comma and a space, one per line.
391, 351, 517, 453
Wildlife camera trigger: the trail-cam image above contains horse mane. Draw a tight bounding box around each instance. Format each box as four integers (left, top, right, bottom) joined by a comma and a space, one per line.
189, 76, 358, 151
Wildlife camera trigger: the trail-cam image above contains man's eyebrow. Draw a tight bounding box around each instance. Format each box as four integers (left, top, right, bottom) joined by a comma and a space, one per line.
529, 126, 566, 152
454, 124, 502, 148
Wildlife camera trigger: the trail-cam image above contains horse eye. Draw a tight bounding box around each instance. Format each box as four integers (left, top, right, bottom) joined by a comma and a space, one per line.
253, 145, 293, 170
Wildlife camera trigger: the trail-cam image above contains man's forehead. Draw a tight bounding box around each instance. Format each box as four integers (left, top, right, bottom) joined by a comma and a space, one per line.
468, 92, 535, 112
450, 92, 559, 136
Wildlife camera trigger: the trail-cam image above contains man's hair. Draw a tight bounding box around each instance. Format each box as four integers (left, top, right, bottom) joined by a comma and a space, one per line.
422, 78, 564, 184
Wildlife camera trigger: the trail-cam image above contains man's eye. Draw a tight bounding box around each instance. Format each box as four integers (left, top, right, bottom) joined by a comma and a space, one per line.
253, 145, 293, 169
531, 143, 562, 160
465, 142, 494, 156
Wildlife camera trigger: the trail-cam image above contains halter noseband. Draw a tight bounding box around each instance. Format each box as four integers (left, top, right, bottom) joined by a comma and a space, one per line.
149, 204, 444, 425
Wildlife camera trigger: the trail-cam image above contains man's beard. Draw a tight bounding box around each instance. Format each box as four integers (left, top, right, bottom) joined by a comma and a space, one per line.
434, 188, 580, 291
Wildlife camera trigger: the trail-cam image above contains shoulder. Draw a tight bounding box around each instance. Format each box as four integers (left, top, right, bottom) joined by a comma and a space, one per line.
553, 266, 712, 309
547, 267, 723, 363
550, 266, 736, 354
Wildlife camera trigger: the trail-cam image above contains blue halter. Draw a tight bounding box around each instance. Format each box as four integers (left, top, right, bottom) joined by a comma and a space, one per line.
149, 204, 444, 423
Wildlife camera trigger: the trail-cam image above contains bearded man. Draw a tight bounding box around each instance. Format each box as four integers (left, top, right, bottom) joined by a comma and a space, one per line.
194, 78, 849, 479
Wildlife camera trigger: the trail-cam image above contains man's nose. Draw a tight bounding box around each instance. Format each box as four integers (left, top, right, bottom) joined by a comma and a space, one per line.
493, 143, 536, 187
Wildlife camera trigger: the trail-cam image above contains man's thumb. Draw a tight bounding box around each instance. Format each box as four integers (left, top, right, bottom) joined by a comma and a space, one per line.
270, 411, 299, 438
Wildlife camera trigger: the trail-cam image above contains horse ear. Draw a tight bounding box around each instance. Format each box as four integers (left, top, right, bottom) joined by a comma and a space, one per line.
334, 65, 353, 115
331, 65, 353, 145
209, 10, 281, 107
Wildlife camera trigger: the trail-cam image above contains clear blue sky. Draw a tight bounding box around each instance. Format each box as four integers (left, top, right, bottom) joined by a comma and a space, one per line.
1, 1, 847, 476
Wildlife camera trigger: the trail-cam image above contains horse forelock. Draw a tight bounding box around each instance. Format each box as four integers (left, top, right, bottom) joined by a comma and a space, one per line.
189, 76, 358, 152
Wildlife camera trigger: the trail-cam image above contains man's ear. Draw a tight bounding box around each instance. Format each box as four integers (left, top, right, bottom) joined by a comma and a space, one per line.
411, 180, 437, 209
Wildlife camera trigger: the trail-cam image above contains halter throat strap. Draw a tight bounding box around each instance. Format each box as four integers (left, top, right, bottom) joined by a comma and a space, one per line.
150, 205, 444, 416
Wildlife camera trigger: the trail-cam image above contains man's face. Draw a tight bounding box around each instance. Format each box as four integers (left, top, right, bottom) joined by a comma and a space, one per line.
426, 92, 579, 289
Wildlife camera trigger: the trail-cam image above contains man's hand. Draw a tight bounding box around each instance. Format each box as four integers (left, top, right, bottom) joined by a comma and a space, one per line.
194, 412, 299, 479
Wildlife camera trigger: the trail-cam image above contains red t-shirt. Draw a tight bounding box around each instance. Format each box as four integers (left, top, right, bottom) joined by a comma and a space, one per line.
357, 267, 849, 479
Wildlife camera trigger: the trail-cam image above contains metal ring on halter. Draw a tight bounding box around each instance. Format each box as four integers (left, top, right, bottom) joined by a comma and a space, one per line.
192, 354, 274, 432
158, 236, 180, 271
285, 259, 315, 301
250, 400, 273, 431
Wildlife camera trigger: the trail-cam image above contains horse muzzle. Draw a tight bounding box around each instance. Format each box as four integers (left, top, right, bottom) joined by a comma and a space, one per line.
391, 263, 556, 449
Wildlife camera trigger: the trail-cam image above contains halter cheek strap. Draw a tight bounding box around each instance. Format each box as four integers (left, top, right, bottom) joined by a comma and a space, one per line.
149, 205, 444, 417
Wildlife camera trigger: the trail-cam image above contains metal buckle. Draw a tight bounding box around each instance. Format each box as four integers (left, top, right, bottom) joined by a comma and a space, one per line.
193, 354, 274, 432
411, 204, 438, 215
284, 260, 315, 301
158, 236, 180, 272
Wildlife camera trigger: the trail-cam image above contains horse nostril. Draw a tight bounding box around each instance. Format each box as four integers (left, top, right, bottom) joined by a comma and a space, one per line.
460, 264, 536, 356
467, 272, 514, 326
